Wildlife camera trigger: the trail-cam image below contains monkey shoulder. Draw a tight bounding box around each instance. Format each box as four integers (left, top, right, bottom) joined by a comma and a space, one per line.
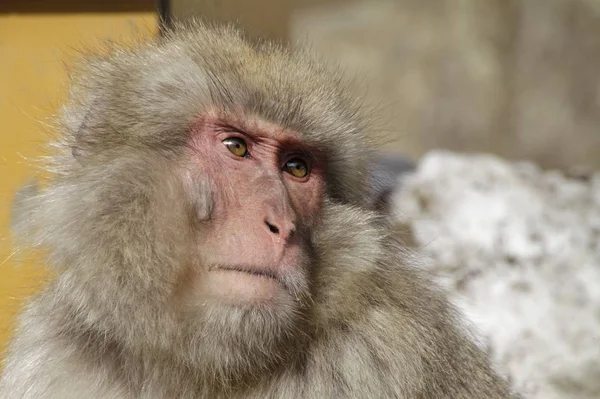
307, 229, 515, 398
0, 290, 129, 399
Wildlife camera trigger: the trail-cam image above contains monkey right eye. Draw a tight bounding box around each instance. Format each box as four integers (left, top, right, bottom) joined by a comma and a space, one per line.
222, 137, 248, 157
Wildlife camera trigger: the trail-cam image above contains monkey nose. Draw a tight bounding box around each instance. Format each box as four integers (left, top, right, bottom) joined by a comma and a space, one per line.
264, 216, 296, 241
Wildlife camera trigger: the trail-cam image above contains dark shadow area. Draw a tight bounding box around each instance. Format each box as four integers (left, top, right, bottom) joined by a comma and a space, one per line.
0, 0, 157, 14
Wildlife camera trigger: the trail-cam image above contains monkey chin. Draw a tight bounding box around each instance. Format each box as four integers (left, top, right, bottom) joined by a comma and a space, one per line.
191, 245, 311, 308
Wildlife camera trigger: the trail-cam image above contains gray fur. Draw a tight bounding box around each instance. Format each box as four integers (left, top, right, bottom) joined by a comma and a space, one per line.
0, 21, 517, 398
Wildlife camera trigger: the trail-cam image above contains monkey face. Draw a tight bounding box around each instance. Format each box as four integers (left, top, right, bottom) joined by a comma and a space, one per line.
175, 112, 326, 312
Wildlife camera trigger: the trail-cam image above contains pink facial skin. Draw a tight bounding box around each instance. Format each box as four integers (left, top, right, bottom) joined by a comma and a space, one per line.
183, 112, 326, 306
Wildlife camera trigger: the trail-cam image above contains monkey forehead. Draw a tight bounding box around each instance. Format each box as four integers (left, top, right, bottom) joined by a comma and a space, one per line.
199, 110, 315, 147
178, 29, 364, 144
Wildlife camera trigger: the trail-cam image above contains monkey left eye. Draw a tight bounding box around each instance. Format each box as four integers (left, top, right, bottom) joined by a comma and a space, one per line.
284, 158, 309, 178
222, 137, 248, 157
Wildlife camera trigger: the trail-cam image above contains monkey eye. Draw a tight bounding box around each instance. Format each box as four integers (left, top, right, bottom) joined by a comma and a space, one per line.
284, 158, 309, 178
222, 137, 248, 157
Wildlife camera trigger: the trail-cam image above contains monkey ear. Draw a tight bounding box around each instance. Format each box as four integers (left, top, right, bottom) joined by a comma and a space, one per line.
366, 153, 415, 211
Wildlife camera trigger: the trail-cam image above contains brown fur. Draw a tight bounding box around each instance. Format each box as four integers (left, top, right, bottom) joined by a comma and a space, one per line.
0, 21, 517, 398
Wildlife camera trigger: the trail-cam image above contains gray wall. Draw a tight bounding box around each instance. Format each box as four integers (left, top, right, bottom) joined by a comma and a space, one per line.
172, 0, 600, 171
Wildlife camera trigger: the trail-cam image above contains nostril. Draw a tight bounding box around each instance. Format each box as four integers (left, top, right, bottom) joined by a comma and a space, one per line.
265, 221, 280, 235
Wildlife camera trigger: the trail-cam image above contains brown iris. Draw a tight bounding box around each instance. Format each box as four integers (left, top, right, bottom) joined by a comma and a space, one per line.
284, 158, 309, 178
222, 137, 248, 157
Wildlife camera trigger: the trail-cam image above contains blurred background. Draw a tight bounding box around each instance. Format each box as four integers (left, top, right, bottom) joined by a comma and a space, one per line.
1, 0, 599, 363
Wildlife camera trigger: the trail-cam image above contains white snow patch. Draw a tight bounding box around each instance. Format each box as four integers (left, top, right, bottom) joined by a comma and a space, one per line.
392, 151, 600, 399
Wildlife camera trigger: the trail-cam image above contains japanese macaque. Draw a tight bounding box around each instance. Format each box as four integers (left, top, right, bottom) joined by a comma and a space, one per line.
0, 22, 517, 398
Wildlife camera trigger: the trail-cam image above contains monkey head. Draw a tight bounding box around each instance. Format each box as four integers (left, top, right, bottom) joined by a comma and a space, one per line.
23, 22, 376, 381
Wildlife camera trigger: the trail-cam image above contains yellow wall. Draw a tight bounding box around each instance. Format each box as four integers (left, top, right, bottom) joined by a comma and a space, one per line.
0, 12, 157, 360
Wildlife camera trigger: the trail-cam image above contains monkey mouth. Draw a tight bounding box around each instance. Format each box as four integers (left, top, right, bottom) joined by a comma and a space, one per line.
213, 265, 280, 281
205, 264, 291, 303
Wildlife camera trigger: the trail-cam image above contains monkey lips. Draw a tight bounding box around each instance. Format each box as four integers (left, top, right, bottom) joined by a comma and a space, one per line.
207, 265, 287, 304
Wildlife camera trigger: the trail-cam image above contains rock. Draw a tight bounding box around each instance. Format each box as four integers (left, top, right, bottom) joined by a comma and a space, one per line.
290, 0, 600, 171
